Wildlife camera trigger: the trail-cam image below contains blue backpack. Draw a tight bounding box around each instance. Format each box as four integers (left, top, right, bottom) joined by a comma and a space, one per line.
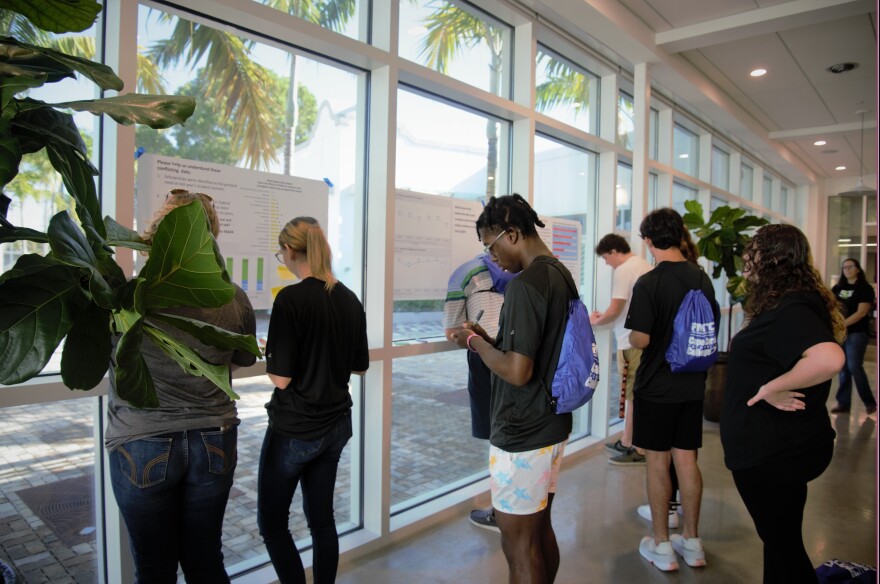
547, 263, 600, 414
665, 269, 718, 373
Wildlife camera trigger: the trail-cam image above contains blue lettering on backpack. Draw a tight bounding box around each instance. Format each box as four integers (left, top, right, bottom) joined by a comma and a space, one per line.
666, 289, 718, 373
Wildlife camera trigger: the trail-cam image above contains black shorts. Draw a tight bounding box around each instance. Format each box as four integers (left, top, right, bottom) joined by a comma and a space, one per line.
632, 396, 703, 451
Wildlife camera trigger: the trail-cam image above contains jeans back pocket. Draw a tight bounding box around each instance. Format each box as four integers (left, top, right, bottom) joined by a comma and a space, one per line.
115, 437, 173, 488
201, 426, 238, 475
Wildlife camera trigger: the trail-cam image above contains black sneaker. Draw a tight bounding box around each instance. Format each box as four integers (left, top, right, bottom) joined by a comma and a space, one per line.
469, 508, 500, 532
604, 439, 629, 454
609, 448, 646, 466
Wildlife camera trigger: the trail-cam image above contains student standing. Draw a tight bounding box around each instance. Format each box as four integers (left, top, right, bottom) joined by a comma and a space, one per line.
721, 224, 845, 583
106, 190, 257, 583
830, 257, 876, 415
443, 254, 513, 531
258, 217, 369, 584
625, 208, 719, 572
590, 233, 652, 465
452, 194, 573, 583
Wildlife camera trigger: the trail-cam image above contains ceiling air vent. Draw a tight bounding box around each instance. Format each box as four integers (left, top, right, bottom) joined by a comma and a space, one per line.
827, 62, 858, 74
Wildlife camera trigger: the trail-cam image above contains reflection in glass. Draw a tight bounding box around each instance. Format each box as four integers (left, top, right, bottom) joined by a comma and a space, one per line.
616, 163, 633, 232
673, 124, 698, 176
250, 0, 367, 41
535, 47, 599, 134
390, 352, 486, 510
399, 0, 512, 98
0, 400, 98, 582
826, 196, 869, 287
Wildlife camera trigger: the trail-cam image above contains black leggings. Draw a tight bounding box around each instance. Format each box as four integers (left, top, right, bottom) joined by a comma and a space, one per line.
732, 441, 833, 584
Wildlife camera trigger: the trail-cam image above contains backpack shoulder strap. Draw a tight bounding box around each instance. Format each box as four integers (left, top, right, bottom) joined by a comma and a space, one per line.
546, 259, 579, 301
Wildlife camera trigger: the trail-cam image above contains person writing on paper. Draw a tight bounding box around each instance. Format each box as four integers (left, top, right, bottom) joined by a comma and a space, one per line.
720, 224, 845, 584
258, 217, 369, 584
106, 189, 257, 583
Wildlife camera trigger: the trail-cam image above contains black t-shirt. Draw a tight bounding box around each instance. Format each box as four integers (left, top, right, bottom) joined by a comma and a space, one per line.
832, 279, 875, 335
720, 291, 836, 471
491, 256, 573, 452
265, 278, 369, 440
625, 261, 720, 402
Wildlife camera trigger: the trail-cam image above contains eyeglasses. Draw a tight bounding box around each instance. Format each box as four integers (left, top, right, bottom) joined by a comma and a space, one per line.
842, 264, 857, 270
274, 251, 285, 264
482, 230, 508, 254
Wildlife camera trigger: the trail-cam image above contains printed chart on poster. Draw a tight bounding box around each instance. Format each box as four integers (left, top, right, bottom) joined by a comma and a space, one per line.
394, 191, 583, 300
137, 154, 328, 309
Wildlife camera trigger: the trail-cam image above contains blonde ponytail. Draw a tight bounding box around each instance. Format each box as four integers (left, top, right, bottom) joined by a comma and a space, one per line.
278, 217, 337, 292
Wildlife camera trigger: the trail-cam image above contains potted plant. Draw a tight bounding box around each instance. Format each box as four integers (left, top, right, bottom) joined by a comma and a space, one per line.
683, 200, 769, 421
0, 0, 261, 407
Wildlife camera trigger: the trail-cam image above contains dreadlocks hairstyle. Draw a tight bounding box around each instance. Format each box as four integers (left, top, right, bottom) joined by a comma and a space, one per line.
278, 216, 337, 292
742, 224, 846, 343
638, 208, 687, 251
475, 194, 545, 239
595, 233, 631, 255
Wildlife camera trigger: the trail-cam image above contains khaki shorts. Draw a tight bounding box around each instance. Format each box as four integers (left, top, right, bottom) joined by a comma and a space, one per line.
617, 347, 643, 402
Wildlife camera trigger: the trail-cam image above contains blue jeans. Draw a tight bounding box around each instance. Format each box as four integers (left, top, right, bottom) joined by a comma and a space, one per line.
109, 426, 237, 584
257, 412, 352, 584
835, 332, 876, 409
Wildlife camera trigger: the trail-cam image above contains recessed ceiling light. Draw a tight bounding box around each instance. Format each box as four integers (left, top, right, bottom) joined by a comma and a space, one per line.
750, 68, 767, 77
836, 166, 846, 171
679, 153, 689, 159
813, 140, 826, 146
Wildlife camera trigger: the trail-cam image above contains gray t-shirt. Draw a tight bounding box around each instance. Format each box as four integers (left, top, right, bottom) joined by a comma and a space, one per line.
105, 285, 257, 451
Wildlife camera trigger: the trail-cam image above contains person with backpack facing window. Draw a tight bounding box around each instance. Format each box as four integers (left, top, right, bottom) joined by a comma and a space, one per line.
451, 194, 573, 584
625, 208, 720, 573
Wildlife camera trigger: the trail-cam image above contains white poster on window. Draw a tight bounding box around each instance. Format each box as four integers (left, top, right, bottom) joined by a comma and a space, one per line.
136, 154, 328, 309
393, 191, 582, 300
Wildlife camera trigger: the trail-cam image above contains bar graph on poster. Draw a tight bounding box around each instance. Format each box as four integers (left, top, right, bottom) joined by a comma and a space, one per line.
394, 191, 582, 300
136, 154, 328, 309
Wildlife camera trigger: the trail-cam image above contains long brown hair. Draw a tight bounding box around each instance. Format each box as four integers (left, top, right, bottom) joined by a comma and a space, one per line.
742, 224, 845, 343
141, 189, 219, 247
278, 216, 337, 292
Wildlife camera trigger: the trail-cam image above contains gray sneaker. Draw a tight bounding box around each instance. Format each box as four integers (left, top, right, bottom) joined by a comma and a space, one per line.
469, 508, 500, 532
604, 439, 629, 454
609, 448, 646, 465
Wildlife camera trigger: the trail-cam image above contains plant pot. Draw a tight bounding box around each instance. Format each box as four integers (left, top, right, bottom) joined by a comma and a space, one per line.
703, 352, 729, 422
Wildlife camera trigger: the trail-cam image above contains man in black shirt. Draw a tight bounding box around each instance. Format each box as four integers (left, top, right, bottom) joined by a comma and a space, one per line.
625, 208, 719, 573
452, 195, 573, 584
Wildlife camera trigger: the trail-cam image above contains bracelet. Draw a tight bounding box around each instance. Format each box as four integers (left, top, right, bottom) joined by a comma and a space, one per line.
465, 332, 480, 353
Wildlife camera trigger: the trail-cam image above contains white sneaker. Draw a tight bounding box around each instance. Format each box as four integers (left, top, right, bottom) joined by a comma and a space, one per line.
639, 537, 679, 571
637, 504, 680, 529
670, 534, 707, 567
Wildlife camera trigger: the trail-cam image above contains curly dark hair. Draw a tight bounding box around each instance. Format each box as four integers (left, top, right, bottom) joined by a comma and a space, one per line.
742, 224, 845, 343
639, 208, 686, 250
595, 233, 631, 255
476, 194, 545, 238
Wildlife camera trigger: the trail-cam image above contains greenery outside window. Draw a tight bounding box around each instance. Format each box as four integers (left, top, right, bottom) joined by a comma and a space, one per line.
535, 46, 599, 135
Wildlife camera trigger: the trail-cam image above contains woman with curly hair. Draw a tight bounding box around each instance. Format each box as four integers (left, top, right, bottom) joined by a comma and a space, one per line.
720, 224, 845, 584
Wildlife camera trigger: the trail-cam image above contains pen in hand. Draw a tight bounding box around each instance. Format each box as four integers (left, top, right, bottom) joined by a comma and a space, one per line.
472, 309, 484, 326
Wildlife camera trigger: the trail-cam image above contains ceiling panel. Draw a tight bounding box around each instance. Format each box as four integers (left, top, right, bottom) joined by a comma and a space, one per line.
813, 76, 878, 124
641, 0, 759, 28
697, 34, 812, 96
779, 15, 876, 86
618, 0, 671, 32
751, 87, 837, 130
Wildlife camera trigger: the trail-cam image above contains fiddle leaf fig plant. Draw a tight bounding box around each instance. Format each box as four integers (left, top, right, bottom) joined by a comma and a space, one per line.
682, 199, 769, 346
0, 0, 261, 407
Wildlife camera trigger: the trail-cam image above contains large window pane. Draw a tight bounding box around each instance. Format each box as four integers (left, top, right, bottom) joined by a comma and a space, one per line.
649, 108, 659, 160
535, 47, 599, 134
399, 0, 512, 98
390, 353, 486, 510
617, 92, 634, 149
0, 401, 98, 582
779, 186, 789, 216
672, 182, 697, 216
673, 124, 698, 176
740, 164, 754, 201
711, 146, 729, 191
762, 175, 773, 209
616, 163, 633, 232
250, 0, 367, 41
534, 134, 597, 438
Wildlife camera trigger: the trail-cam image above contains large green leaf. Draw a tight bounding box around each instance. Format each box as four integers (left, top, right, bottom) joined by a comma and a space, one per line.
47, 210, 113, 307
105, 216, 150, 251
0, 61, 48, 108
0, 223, 48, 244
0, 0, 102, 34
45, 135, 105, 239
0, 254, 88, 384
51, 94, 197, 129
140, 202, 234, 309
11, 102, 91, 157
150, 313, 262, 357
0, 35, 122, 90
114, 317, 158, 408
144, 324, 240, 401
61, 300, 111, 389
0, 134, 22, 190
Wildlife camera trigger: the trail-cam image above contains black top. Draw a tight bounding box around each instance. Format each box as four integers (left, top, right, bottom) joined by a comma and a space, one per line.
720, 291, 836, 470
832, 279, 875, 335
265, 277, 369, 440
491, 256, 573, 452
625, 261, 720, 402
